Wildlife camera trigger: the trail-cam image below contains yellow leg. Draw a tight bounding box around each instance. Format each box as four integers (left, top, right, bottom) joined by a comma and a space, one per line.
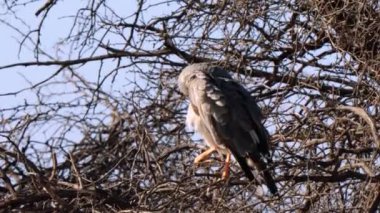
194, 147, 216, 164
221, 152, 231, 180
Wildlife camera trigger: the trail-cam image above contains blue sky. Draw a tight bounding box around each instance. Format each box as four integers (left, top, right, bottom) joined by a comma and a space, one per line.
0, 1, 185, 161
0, 1, 181, 103
0, 1, 154, 161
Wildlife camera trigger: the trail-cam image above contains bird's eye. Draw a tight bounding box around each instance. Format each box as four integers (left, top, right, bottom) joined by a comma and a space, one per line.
190, 75, 197, 80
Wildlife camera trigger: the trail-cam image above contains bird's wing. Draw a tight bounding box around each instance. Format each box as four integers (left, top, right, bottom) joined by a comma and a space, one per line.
210, 72, 278, 194
211, 68, 270, 157
215, 74, 271, 158
187, 71, 229, 148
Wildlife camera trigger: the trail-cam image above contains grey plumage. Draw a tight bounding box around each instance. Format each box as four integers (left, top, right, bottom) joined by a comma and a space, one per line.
178, 63, 278, 194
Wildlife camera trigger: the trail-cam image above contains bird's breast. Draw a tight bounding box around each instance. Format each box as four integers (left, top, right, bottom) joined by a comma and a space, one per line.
186, 104, 228, 154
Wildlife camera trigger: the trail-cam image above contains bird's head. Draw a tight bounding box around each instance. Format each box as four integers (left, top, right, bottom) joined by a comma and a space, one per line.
178, 63, 206, 96
178, 63, 232, 96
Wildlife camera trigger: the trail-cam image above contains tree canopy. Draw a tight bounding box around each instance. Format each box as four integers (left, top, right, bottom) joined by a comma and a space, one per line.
0, 0, 379, 212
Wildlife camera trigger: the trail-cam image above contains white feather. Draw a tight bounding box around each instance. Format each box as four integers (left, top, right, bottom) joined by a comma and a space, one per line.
249, 130, 260, 144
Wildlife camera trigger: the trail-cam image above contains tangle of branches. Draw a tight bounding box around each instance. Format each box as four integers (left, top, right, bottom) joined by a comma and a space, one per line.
0, 0, 379, 212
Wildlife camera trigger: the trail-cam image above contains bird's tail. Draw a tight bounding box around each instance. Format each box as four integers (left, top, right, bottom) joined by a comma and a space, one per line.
246, 154, 278, 195
261, 168, 278, 195
229, 150, 278, 195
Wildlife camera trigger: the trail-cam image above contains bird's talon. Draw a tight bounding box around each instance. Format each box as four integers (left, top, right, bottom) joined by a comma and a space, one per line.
221, 166, 230, 180
194, 156, 203, 165
221, 172, 229, 180
194, 159, 213, 165
193, 148, 216, 165
220, 152, 231, 180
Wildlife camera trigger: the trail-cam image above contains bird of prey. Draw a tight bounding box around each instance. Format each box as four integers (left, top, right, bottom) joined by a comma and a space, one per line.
178, 63, 278, 194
